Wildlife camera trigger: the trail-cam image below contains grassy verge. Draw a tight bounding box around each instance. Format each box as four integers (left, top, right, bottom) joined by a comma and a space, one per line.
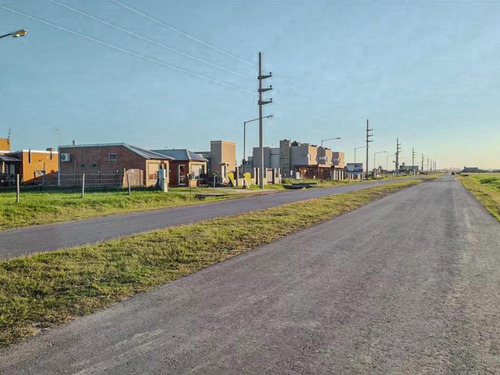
0, 189, 241, 230
0, 179, 422, 348
457, 173, 500, 221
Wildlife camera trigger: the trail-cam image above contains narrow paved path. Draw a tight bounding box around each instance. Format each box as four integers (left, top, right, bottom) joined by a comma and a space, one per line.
1, 178, 412, 259
2, 175, 499, 374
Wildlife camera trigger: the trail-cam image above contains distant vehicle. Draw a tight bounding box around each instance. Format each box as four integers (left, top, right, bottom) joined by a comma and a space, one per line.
451, 171, 456, 175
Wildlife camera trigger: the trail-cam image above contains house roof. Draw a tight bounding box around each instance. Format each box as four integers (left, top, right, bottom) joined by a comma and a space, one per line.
0, 155, 21, 162
151, 149, 208, 162
60, 143, 173, 160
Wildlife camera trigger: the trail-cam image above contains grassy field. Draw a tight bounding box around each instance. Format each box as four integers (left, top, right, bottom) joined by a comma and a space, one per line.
457, 173, 500, 221
0, 179, 422, 348
0, 188, 241, 230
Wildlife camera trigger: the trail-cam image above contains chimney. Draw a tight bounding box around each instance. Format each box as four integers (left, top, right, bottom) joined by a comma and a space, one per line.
72, 140, 77, 146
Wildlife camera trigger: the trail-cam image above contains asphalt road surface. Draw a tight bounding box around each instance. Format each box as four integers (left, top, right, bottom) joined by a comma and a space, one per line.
2, 175, 499, 374
1, 178, 416, 259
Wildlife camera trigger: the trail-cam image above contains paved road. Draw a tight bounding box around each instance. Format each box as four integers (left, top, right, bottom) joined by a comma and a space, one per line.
0, 178, 416, 259
2, 175, 499, 374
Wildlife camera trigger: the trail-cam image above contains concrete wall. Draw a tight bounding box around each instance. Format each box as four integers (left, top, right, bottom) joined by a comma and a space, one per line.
317, 147, 333, 166
291, 144, 317, 167
252, 147, 279, 170
279, 139, 291, 177
210, 140, 236, 178
332, 152, 345, 168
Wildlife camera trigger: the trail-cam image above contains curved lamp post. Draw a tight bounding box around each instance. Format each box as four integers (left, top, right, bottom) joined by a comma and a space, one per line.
243, 114, 273, 165
354, 146, 365, 164
373, 151, 386, 170
0, 29, 28, 39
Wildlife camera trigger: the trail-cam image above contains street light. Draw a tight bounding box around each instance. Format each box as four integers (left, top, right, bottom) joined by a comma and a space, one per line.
386, 154, 395, 171
373, 151, 386, 171
0, 29, 28, 39
242, 114, 273, 165
354, 146, 365, 164
320, 137, 341, 147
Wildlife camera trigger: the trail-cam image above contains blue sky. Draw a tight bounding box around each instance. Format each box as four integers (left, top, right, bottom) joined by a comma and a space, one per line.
1, 0, 499, 169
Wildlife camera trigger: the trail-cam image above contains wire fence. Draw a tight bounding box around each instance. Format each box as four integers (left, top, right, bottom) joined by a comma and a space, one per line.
0, 173, 147, 194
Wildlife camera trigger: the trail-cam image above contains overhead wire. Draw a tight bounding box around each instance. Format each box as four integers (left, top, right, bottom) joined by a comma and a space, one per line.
0, 4, 256, 95
47, 0, 254, 81
109, 0, 257, 68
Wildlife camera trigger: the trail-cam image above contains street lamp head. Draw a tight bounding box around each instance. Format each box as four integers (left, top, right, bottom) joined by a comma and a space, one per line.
11, 29, 28, 38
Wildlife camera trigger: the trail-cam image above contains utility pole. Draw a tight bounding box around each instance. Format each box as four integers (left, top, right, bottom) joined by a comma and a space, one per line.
395, 138, 402, 174
427, 157, 430, 173
257, 52, 272, 189
365, 119, 373, 179
421, 153, 424, 173
412, 147, 416, 175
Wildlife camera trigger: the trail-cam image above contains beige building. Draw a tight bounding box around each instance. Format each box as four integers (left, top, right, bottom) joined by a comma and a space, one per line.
197, 140, 236, 180
332, 152, 345, 168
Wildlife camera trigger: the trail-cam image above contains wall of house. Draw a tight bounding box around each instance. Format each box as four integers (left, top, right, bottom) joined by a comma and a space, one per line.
59, 145, 168, 187
290, 144, 317, 167
0, 138, 10, 153
279, 139, 291, 177
210, 140, 236, 178
332, 152, 345, 168
317, 147, 333, 166
13, 150, 59, 184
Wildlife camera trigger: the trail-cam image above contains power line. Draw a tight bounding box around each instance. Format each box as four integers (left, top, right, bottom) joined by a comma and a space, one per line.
0, 4, 255, 95
110, 0, 257, 68
48, 0, 253, 80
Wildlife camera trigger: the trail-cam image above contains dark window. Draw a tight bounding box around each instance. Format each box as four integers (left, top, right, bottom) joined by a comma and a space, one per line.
81, 163, 86, 169
109, 153, 118, 162
92, 163, 98, 169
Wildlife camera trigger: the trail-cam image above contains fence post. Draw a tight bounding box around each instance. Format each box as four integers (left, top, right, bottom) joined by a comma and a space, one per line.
81, 173, 85, 198
127, 173, 131, 195
16, 174, 20, 203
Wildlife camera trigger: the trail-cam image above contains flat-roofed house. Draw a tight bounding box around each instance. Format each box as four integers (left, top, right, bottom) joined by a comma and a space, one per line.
2, 149, 59, 185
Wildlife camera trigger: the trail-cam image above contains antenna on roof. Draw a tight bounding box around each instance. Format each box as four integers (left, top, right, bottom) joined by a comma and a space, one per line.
8, 128, 11, 140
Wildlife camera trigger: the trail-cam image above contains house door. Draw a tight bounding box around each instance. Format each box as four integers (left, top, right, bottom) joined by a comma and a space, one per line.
178, 164, 186, 185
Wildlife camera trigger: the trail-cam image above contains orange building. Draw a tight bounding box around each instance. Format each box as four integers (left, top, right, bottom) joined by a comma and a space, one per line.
6, 149, 59, 185
0, 138, 10, 154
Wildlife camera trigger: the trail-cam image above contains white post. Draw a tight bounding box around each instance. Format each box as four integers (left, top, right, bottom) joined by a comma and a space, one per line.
16, 174, 20, 203
81, 173, 85, 198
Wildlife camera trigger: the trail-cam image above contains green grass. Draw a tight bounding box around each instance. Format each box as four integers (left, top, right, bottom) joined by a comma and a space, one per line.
457, 173, 500, 221
0, 189, 236, 230
0, 179, 422, 348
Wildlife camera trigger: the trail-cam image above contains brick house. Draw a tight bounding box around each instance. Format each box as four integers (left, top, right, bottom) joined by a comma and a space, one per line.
1, 149, 58, 185
151, 149, 207, 186
58, 143, 172, 187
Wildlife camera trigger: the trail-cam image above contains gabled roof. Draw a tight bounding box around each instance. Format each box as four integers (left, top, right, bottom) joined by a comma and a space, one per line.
60, 143, 173, 160
151, 149, 208, 162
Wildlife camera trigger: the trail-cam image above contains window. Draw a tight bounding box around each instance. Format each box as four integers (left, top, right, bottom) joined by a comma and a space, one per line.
92, 163, 98, 169
109, 153, 118, 162
81, 163, 86, 169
